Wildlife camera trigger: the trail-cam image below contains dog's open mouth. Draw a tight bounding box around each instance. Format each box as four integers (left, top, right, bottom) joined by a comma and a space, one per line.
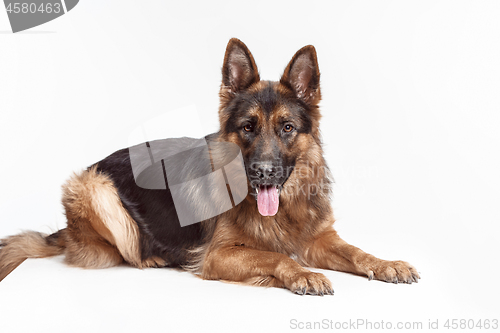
256, 185, 280, 216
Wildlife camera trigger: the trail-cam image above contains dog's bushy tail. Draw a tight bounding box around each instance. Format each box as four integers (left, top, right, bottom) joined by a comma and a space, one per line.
0, 229, 66, 282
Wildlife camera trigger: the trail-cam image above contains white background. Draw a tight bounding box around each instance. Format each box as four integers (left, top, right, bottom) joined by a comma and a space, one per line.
1, 1, 499, 332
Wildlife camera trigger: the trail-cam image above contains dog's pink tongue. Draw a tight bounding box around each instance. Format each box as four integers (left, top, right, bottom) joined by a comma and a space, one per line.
257, 185, 279, 216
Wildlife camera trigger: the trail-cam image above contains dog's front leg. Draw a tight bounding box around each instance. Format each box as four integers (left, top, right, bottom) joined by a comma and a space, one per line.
300, 229, 420, 284
202, 245, 334, 295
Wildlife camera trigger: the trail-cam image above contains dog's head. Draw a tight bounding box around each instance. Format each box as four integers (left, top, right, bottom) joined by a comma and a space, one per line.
218, 38, 325, 217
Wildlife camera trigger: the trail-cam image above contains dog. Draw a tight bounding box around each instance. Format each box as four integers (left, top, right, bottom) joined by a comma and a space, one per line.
0, 38, 419, 294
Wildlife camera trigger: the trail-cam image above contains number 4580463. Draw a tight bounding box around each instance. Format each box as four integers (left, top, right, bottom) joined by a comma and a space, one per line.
444, 319, 498, 330
6, 2, 61, 14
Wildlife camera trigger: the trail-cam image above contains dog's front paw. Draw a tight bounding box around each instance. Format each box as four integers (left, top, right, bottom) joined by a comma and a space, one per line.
367, 260, 420, 284
287, 271, 334, 296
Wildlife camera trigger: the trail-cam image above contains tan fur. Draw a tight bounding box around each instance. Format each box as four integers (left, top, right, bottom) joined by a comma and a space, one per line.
181, 243, 210, 273
245, 80, 270, 94
298, 228, 420, 283
181, 220, 217, 273
61, 166, 142, 268
0, 231, 64, 281
142, 256, 167, 268
201, 237, 333, 295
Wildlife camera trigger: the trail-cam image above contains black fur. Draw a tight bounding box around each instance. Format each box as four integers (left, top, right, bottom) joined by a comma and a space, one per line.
93, 148, 212, 267
223, 81, 312, 136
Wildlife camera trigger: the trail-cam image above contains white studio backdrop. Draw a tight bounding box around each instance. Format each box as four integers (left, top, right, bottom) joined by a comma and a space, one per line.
1, 1, 499, 332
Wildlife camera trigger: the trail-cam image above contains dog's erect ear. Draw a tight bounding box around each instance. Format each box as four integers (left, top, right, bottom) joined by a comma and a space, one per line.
280, 45, 321, 105
222, 38, 260, 94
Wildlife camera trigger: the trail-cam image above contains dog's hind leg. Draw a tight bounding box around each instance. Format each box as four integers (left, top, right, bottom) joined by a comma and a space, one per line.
62, 166, 142, 269
62, 217, 124, 269
2, 166, 149, 280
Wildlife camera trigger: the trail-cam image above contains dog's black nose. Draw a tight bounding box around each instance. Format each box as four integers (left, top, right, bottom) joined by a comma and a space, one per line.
255, 163, 276, 179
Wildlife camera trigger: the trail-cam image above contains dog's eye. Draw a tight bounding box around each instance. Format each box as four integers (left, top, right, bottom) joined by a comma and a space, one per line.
283, 124, 294, 133
243, 124, 254, 132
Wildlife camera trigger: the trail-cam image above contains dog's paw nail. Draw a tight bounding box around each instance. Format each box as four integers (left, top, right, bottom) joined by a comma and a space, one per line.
294, 287, 306, 295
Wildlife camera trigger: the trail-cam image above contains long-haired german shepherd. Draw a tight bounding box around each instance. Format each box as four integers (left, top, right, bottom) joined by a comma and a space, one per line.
0, 39, 419, 294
